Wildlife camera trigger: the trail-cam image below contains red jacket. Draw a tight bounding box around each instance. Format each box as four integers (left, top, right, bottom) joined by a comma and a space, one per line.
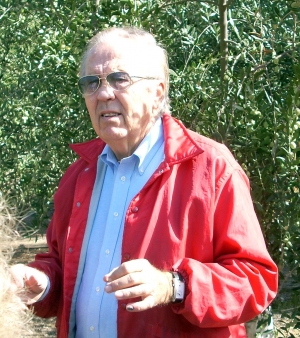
29, 114, 278, 338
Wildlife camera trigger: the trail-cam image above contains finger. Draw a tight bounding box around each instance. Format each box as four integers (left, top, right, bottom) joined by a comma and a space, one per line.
113, 283, 152, 300
21, 276, 48, 305
104, 259, 149, 282
103, 266, 118, 282
19, 290, 44, 305
125, 295, 156, 312
105, 271, 145, 293
24, 271, 48, 294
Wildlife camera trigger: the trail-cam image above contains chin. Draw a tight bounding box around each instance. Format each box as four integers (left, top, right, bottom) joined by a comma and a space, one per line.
98, 128, 128, 142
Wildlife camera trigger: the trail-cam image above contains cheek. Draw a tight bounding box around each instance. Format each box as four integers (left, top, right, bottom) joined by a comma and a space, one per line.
125, 91, 150, 113
85, 99, 98, 121
85, 97, 95, 112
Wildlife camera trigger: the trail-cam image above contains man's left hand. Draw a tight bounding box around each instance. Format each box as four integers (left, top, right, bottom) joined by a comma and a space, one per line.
103, 259, 173, 312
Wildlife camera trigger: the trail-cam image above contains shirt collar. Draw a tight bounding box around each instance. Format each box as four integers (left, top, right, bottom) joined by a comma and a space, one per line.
100, 118, 164, 175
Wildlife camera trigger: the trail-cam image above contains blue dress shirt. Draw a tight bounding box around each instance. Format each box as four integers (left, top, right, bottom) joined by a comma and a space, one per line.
75, 118, 165, 338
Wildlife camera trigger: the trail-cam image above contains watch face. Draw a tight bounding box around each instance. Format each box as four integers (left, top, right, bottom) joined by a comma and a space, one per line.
172, 272, 185, 303
176, 282, 185, 299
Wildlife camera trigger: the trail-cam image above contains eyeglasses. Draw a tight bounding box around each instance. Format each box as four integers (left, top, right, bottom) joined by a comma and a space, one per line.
78, 71, 157, 96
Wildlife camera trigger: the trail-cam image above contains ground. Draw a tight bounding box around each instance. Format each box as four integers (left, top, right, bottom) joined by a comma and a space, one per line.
10, 237, 300, 338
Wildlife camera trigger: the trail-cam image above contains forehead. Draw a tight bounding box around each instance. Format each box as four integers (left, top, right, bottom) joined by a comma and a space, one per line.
85, 38, 155, 75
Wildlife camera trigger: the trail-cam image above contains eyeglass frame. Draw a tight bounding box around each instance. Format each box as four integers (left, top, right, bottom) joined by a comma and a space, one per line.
77, 71, 158, 97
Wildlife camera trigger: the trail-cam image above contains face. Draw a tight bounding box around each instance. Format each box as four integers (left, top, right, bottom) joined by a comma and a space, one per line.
83, 38, 164, 160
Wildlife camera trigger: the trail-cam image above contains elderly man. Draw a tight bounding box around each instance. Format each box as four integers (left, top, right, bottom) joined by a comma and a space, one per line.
11, 26, 277, 338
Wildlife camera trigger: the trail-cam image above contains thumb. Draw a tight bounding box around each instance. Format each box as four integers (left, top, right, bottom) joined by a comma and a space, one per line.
24, 273, 47, 294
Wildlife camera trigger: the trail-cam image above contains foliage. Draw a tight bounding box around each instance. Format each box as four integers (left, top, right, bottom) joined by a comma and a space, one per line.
0, 0, 299, 333
0, 0, 96, 229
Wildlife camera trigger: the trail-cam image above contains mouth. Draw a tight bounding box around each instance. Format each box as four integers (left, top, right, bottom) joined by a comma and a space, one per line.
100, 111, 122, 118
101, 113, 121, 117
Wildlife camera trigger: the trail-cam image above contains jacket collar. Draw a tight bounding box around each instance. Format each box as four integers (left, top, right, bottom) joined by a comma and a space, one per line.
69, 114, 204, 164
70, 138, 105, 164
162, 114, 204, 163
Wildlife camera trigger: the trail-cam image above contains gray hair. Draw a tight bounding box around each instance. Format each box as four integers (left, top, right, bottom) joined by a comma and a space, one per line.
79, 26, 170, 114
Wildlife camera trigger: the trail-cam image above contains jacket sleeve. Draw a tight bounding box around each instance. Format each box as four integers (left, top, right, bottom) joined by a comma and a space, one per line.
171, 168, 278, 327
26, 157, 87, 318
28, 217, 62, 318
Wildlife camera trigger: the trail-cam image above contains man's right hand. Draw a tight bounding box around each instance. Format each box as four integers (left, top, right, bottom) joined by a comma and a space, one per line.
10, 264, 49, 305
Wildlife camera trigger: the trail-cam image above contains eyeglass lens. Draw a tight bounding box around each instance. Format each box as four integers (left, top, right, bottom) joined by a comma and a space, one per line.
78, 72, 132, 95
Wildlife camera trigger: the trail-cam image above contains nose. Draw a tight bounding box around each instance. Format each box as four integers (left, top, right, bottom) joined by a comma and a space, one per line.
96, 80, 115, 101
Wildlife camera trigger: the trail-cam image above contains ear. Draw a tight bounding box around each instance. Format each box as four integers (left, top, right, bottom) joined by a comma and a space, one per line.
152, 81, 165, 111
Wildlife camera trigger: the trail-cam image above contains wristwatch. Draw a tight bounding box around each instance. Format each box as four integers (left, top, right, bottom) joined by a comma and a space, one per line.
171, 272, 185, 303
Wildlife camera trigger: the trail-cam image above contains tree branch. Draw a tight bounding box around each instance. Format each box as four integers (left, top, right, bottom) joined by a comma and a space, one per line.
219, 0, 228, 82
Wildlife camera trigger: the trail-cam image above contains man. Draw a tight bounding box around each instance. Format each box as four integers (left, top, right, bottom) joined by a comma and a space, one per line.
11, 26, 278, 338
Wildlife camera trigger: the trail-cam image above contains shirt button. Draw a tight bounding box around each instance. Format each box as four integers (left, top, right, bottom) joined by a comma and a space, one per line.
76, 202, 81, 207
90, 326, 94, 331
96, 287, 100, 292
84, 168, 89, 172
68, 247, 73, 253
121, 176, 126, 181
114, 212, 118, 217
132, 206, 139, 213
158, 169, 164, 174
105, 249, 110, 255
